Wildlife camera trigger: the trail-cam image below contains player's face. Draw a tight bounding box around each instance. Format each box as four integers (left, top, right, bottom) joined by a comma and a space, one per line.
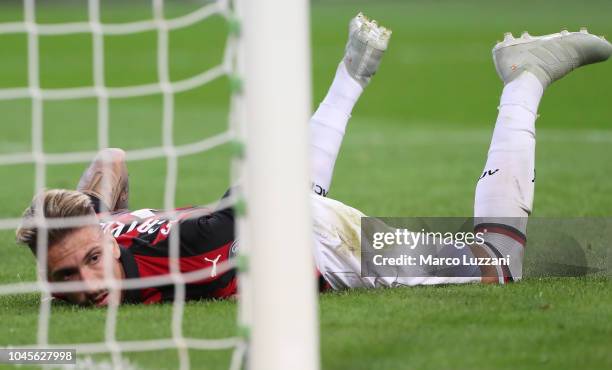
46, 225, 125, 307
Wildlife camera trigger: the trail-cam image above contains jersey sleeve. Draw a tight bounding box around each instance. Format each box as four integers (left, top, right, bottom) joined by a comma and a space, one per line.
178, 189, 235, 255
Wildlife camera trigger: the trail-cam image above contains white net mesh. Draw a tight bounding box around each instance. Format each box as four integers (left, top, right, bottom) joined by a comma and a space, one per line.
0, 0, 246, 369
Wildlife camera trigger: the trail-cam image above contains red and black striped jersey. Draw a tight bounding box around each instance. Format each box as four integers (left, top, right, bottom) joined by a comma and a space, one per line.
101, 203, 237, 304
88, 189, 331, 304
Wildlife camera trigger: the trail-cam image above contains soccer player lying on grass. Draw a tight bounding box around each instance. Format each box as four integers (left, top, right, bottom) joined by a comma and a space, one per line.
15, 14, 612, 306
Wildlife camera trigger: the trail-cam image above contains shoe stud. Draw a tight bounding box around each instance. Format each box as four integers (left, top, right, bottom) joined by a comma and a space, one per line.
560, 29, 570, 36
521, 31, 531, 39
503, 32, 514, 42
580, 27, 588, 34
357, 12, 369, 23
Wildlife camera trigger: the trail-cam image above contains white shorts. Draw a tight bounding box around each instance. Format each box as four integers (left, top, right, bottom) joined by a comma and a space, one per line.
310, 194, 481, 290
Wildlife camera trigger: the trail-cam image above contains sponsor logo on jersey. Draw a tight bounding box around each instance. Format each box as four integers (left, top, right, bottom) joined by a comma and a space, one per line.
101, 217, 176, 238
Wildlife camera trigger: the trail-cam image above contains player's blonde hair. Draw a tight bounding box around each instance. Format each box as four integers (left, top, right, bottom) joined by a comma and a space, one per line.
16, 189, 97, 254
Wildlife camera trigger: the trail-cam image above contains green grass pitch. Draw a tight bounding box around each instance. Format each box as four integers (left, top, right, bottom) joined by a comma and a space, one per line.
1, 0, 611, 369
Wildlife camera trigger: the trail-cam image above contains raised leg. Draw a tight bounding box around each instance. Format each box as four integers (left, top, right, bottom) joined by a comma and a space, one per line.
474, 29, 611, 282
310, 13, 391, 196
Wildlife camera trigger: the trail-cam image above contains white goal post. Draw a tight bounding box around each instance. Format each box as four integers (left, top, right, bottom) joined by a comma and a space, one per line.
238, 0, 320, 370
0, 0, 320, 369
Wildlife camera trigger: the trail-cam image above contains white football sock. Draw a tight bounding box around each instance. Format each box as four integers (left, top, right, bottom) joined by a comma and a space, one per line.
475, 71, 543, 220
311, 62, 363, 196
474, 71, 544, 281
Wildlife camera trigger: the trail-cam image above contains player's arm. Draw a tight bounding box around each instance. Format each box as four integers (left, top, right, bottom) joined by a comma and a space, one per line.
179, 189, 235, 254
77, 148, 130, 212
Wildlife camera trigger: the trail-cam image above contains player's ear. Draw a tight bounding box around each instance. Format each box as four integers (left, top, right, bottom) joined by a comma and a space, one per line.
103, 229, 121, 260
111, 237, 121, 260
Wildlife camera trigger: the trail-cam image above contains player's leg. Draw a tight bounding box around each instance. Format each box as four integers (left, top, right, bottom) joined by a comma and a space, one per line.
310, 13, 391, 196
473, 30, 612, 282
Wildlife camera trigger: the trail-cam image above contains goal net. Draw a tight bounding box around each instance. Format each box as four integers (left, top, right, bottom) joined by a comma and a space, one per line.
0, 0, 318, 369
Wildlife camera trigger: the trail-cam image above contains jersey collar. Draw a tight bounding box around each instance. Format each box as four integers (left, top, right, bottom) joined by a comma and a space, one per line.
119, 246, 142, 304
